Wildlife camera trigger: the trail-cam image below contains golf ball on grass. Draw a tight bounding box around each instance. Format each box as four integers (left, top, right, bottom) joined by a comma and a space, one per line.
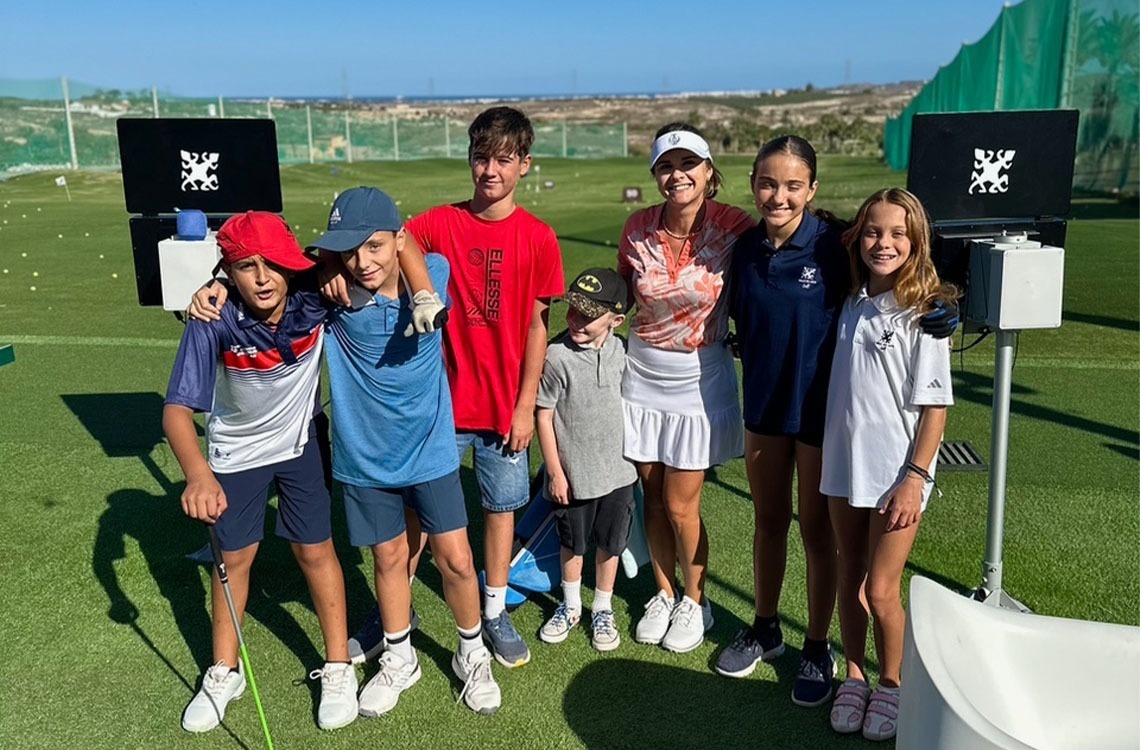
29, 286, 36, 291
112, 273, 118, 279
32, 272, 38, 277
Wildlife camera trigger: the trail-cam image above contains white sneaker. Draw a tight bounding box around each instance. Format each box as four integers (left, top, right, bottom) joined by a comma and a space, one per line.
539, 603, 581, 644
358, 650, 421, 718
661, 595, 712, 653
182, 661, 245, 733
451, 645, 501, 716
309, 662, 358, 730
591, 609, 621, 652
634, 589, 676, 645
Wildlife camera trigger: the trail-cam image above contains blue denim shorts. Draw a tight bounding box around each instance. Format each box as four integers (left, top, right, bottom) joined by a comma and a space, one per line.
213, 429, 332, 551
342, 471, 469, 548
455, 430, 530, 513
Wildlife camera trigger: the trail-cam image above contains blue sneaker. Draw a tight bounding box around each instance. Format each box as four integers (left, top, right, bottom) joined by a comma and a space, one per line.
348, 605, 421, 665
482, 611, 531, 668
715, 624, 786, 678
791, 643, 837, 707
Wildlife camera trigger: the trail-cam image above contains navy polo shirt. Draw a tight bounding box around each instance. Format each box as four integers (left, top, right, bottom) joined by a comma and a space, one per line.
731, 211, 849, 440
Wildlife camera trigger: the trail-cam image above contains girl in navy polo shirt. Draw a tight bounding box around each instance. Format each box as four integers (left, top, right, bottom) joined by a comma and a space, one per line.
724, 139, 958, 709
821, 188, 954, 741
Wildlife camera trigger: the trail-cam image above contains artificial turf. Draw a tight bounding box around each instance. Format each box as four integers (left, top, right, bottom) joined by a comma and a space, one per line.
0, 156, 1136, 749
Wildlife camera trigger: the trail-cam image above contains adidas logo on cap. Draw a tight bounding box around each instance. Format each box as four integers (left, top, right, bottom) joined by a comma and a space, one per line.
329, 207, 342, 226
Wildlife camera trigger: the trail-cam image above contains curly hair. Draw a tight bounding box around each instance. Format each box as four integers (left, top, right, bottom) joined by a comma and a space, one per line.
841, 188, 958, 312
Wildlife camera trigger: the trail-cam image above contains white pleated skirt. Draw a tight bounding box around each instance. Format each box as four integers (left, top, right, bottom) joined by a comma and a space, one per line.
622, 333, 743, 470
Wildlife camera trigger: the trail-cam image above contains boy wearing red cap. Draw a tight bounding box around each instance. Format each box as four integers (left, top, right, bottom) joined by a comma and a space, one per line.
164, 211, 357, 733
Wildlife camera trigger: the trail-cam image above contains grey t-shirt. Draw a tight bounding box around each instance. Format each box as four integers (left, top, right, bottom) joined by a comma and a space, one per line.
536, 332, 638, 501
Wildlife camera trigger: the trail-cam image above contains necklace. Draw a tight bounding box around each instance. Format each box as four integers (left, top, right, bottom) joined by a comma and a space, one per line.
661, 224, 698, 240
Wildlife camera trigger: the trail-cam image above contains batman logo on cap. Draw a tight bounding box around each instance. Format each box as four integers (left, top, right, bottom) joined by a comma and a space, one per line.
576, 274, 602, 293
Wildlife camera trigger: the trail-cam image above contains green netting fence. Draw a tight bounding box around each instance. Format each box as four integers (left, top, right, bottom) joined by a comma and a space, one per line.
884, 0, 1139, 195
0, 82, 628, 176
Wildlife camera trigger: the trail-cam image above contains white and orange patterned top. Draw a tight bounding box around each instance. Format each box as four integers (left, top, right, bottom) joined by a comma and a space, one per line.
617, 200, 755, 351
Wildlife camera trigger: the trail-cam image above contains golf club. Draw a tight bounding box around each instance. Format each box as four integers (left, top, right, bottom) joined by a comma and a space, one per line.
207, 525, 275, 750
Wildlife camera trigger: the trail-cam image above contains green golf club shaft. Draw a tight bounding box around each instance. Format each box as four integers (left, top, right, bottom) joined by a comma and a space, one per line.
208, 526, 275, 750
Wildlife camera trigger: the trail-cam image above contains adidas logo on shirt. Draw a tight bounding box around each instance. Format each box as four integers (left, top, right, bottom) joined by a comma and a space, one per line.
330, 207, 341, 225
927, 378, 943, 389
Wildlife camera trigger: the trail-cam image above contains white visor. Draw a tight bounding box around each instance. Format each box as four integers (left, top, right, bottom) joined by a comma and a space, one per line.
649, 130, 712, 168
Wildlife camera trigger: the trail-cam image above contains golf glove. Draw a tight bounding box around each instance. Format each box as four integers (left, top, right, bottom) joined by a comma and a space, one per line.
920, 299, 960, 340
405, 290, 446, 336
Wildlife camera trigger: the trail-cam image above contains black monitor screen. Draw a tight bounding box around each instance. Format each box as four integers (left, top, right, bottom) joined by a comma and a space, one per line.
117, 118, 282, 215
907, 110, 1079, 222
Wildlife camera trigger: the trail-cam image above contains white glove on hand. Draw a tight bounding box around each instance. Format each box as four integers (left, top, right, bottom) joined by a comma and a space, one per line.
405, 290, 446, 336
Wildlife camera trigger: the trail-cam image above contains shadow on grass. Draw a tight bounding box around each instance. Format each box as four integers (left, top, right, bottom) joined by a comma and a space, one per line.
1068, 198, 1140, 221
562, 658, 880, 750
1061, 310, 1140, 333
952, 370, 1140, 449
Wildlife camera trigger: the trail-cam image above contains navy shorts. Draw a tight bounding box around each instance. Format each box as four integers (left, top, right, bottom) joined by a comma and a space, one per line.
744, 420, 824, 449
213, 429, 332, 551
342, 470, 469, 548
554, 482, 637, 558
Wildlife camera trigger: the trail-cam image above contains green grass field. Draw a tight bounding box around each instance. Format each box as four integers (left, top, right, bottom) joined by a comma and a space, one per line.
1, 156, 1137, 749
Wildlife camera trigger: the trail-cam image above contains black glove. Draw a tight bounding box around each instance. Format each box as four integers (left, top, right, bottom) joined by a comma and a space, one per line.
920, 299, 960, 340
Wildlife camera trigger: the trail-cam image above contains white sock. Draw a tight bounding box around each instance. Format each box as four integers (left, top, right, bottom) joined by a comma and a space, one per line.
457, 624, 482, 658
484, 585, 508, 620
593, 588, 613, 613
384, 626, 414, 663
563, 579, 582, 613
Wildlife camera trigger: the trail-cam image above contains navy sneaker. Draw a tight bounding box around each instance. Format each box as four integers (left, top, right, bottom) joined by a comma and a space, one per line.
348, 604, 421, 665
715, 624, 786, 678
482, 610, 531, 668
791, 643, 837, 707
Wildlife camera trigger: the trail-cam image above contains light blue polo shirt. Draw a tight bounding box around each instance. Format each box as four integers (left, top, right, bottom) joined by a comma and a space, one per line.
324, 254, 458, 488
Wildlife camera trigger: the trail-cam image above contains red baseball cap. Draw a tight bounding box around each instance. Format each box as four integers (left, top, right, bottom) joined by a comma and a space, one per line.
216, 211, 315, 272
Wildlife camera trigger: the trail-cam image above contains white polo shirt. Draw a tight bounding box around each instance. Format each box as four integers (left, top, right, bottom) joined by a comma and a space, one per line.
820, 287, 953, 509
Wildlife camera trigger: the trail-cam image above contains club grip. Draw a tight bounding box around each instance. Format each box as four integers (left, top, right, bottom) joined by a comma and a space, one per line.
433, 308, 449, 329
206, 525, 229, 584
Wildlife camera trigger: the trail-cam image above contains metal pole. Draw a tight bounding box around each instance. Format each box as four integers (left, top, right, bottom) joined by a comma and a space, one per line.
345, 111, 353, 164
393, 118, 400, 161
444, 118, 451, 158
218, 96, 225, 118
61, 77, 78, 170
562, 121, 568, 158
977, 329, 1029, 612
152, 86, 159, 118
622, 122, 628, 158
306, 105, 314, 164
266, 99, 273, 119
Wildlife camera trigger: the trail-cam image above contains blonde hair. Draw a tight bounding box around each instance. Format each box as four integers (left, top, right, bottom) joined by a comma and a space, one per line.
841, 188, 959, 312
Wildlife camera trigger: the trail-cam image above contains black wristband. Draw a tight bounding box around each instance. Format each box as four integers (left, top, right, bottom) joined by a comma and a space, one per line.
906, 461, 935, 484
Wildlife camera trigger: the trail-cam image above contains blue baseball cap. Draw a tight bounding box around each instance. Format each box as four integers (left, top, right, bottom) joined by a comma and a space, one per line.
309, 186, 402, 252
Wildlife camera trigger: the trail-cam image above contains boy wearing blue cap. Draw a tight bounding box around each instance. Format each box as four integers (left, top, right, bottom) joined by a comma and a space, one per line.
311, 187, 500, 717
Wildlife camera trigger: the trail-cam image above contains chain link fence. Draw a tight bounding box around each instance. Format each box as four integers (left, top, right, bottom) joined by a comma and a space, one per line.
0, 81, 628, 177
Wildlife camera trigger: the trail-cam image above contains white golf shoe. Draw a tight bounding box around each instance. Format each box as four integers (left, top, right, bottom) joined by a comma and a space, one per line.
182, 661, 245, 733
311, 662, 358, 730
358, 650, 421, 718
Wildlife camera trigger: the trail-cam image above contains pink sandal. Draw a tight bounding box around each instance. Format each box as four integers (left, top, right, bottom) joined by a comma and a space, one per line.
862, 685, 901, 741
830, 679, 871, 733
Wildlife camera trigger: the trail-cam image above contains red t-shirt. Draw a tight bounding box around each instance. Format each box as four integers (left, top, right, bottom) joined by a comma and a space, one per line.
407, 202, 565, 435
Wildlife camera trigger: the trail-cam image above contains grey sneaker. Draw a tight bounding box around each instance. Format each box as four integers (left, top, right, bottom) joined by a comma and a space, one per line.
309, 662, 358, 730
661, 596, 710, 653
182, 662, 245, 733
539, 603, 581, 644
634, 589, 676, 645
591, 609, 621, 652
348, 605, 422, 665
358, 650, 422, 718
715, 625, 786, 678
482, 611, 531, 668
452, 645, 502, 715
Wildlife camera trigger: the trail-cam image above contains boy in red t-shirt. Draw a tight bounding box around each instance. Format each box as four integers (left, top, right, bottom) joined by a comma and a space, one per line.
329, 107, 564, 669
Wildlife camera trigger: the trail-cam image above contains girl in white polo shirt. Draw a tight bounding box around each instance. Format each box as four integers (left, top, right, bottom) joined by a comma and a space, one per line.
819, 188, 956, 742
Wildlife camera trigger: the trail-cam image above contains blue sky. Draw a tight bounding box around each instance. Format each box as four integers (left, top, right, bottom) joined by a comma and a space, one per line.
3, 0, 1014, 98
